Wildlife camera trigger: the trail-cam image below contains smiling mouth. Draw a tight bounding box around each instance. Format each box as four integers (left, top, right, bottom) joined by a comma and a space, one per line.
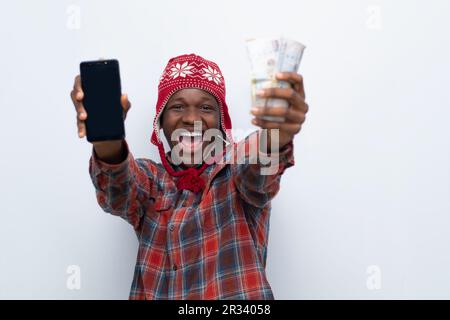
178, 131, 203, 150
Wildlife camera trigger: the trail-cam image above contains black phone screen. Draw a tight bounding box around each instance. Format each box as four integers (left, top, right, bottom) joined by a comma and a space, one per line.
79, 59, 125, 142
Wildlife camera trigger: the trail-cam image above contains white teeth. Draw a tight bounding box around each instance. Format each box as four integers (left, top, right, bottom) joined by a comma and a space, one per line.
180, 132, 202, 137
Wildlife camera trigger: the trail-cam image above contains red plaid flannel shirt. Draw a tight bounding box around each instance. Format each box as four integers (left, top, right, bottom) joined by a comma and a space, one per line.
89, 132, 294, 299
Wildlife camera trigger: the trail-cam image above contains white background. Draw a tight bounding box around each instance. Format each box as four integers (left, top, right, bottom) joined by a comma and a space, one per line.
1, 0, 449, 299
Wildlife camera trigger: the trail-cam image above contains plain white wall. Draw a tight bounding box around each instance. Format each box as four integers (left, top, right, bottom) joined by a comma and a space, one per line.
1, 0, 449, 299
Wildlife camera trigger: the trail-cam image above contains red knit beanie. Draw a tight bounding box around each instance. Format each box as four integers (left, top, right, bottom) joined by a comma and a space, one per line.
150, 53, 233, 193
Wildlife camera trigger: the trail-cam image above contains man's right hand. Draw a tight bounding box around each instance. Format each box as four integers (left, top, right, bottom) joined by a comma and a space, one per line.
70, 74, 132, 163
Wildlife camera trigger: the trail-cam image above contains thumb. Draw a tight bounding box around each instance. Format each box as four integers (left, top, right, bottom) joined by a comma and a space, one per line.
121, 93, 131, 115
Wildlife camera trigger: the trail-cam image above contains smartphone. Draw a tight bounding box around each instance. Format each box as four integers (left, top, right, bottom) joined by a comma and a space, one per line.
79, 59, 125, 142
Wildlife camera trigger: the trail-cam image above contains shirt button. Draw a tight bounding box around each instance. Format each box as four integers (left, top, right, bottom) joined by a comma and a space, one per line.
173, 264, 178, 271
169, 224, 175, 232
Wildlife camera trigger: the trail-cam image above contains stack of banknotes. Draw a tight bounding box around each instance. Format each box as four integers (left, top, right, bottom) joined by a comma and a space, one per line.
246, 37, 306, 122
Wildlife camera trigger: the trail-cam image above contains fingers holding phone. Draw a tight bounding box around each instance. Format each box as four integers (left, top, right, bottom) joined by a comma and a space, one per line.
70, 75, 88, 138
70, 82, 131, 139
121, 93, 131, 121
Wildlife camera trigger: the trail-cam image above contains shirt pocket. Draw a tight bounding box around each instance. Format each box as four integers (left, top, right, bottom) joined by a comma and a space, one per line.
154, 199, 172, 211
143, 189, 174, 221
138, 191, 170, 235
199, 195, 237, 236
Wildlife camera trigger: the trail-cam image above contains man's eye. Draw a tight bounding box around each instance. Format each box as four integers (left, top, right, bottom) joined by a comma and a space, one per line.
200, 105, 214, 111
171, 105, 183, 110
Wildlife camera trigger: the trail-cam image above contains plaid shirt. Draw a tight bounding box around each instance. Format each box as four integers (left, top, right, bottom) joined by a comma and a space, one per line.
89, 132, 294, 300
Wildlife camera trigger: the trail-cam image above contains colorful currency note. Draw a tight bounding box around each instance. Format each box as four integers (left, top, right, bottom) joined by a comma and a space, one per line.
246, 37, 306, 122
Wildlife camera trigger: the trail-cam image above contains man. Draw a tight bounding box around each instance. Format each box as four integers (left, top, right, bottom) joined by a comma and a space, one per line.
70, 53, 308, 299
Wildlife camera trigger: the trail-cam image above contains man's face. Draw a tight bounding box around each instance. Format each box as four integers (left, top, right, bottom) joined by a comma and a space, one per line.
161, 88, 220, 167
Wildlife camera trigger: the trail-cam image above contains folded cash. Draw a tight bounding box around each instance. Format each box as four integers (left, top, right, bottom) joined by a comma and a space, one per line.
246, 37, 306, 122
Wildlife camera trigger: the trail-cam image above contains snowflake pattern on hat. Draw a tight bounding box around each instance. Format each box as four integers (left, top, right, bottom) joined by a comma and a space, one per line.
159, 57, 225, 90
202, 65, 222, 84
169, 61, 194, 79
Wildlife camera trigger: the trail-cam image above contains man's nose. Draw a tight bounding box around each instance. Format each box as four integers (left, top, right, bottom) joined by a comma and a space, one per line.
182, 107, 201, 125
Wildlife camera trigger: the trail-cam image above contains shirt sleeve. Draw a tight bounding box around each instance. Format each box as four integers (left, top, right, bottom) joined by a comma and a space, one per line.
232, 131, 295, 209
88, 140, 155, 231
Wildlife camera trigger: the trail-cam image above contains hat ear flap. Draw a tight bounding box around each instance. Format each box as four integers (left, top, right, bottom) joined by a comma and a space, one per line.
159, 109, 164, 126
